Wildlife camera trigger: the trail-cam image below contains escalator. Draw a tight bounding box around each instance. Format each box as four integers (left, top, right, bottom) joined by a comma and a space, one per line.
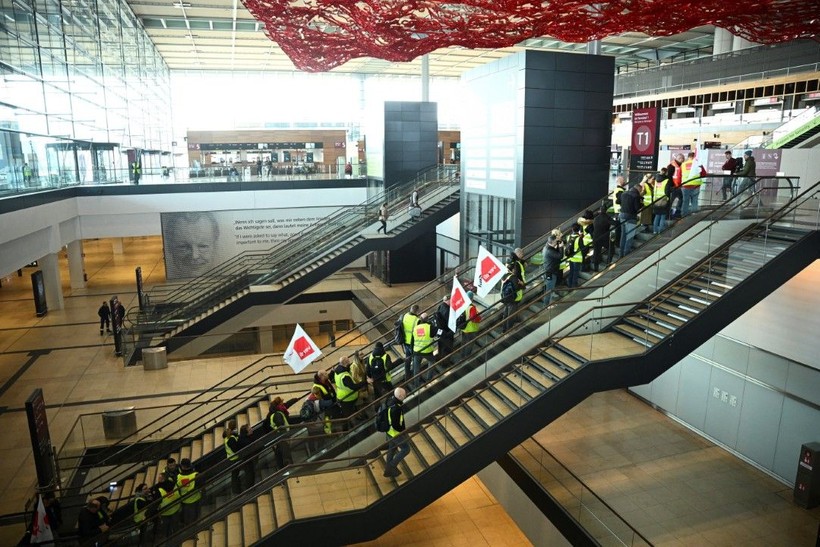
768, 106, 820, 149
129, 166, 460, 357
92, 180, 819, 546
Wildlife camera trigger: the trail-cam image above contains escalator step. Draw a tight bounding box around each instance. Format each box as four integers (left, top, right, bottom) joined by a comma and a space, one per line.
242, 502, 261, 545
256, 494, 275, 537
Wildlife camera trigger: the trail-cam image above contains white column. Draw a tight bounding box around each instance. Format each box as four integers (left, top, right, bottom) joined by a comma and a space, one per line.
421, 54, 429, 102
257, 326, 274, 354
112, 238, 124, 254
39, 253, 64, 311
732, 35, 757, 52
67, 240, 86, 289
586, 40, 601, 55
712, 28, 733, 56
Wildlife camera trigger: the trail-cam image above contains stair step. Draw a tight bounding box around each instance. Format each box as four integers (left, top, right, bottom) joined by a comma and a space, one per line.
210, 520, 226, 547
226, 512, 242, 546
411, 430, 441, 468
652, 301, 697, 319
504, 369, 544, 398
437, 413, 472, 447
257, 494, 275, 536
451, 404, 487, 435
202, 431, 214, 454
676, 286, 719, 303
666, 293, 708, 310
542, 346, 583, 371
241, 502, 260, 545
477, 387, 517, 417
271, 483, 293, 528
190, 439, 203, 461
490, 377, 531, 408
612, 323, 662, 344
624, 315, 674, 337
637, 308, 685, 328
524, 357, 566, 384
195, 529, 211, 547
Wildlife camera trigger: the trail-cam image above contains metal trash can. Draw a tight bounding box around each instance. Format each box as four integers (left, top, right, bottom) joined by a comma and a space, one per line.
102, 408, 137, 440
143, 347, 167, 370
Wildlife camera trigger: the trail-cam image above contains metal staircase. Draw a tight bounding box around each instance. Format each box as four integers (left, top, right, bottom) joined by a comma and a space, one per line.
86, 180, 819, 546
127, 167, 459, 357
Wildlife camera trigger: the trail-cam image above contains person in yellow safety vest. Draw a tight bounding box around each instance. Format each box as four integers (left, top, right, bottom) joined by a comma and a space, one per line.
609, 176, 626, 214
223, 419, 242, 494
400, 304, 420, 380
382, 387, 410, 478
639, 173, 655, 232
366, 341, 393, 399
680, 151, 706, 216
156, 472, 180, 538
411, 313, 436, 387
334, 357, 368, 429
511, 247, 527, 285
175, 458, 201, 524
132, 483, 149, 544
131, 161, 141, 185
653, 172, 672, 234
311, 371, 337, 433
566, 223, 586, 289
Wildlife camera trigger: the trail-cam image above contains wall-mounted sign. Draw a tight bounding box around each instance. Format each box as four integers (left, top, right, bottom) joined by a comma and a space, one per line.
196, 142, 324, 151
629, 107, 661, 182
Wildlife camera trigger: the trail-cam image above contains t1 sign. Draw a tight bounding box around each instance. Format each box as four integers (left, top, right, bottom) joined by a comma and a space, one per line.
629, 107, 661, 182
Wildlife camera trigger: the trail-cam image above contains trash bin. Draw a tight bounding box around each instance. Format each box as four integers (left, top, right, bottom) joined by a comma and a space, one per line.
102, 408, 137, 440
143, 347, 167, 370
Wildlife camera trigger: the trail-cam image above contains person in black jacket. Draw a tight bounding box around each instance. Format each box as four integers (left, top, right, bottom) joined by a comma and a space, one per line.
618, 182, 643, 257
591, 206, 613, 271
542, 235, 563, 305
366, 341, 393, 399
383, 387, 409, 478
433, 295, 455, 366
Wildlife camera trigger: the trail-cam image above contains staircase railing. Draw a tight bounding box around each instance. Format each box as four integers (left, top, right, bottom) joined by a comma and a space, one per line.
136, 165, 458, 336
153, 182, 820, 546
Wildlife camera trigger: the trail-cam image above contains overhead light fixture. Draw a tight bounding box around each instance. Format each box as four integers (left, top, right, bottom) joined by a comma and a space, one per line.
172, 2, 191, 8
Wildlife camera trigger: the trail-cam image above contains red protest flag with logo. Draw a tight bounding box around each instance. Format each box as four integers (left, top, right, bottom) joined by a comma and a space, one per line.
30, 495, 54, 544
448, 276, 472, 332
284, 324, 322, 373
473, 245, 505, 298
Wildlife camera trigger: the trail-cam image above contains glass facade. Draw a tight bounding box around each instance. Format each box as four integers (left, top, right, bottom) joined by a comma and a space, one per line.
462, 192, 516, 260
0, 0, 172, 191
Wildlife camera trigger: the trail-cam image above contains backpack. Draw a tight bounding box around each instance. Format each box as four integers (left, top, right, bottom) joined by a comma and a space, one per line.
374, 401, 391, 432
300, 399, 318, 421
455, 311, 468, 331
564, 235, 577, 258
393, 317, 403, 344
500, 278, 516, 304
369, 354, 387, 381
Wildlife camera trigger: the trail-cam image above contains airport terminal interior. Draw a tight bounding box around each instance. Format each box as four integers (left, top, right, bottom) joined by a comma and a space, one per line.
1, 0, 820, 545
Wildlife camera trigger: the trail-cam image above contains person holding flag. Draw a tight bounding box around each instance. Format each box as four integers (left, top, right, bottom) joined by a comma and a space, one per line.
283, 324, 322, 373
472, 245, 506, 299
460, 291, 481, 357
27, 492, 58, 544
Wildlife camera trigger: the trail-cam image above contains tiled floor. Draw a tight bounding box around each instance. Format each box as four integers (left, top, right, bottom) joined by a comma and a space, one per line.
1, 235, 817, 546
0, 236, 529, 546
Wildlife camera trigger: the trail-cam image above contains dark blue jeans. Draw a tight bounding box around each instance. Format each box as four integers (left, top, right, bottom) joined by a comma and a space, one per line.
386, 435, 410, 471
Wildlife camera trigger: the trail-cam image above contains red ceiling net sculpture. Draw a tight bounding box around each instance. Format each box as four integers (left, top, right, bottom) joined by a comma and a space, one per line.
242, 0, 819, 72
